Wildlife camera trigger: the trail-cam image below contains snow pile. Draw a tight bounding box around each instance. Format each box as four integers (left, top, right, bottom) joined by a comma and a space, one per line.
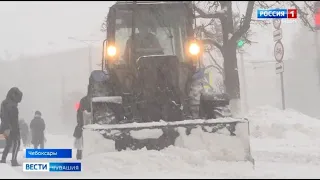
81, 147, 252, 178
82, 129, 116, 157
248, 106, 320, 167
174, 125, 250, 161
248, 106, 320, 140
0, 164, 25, 178
7, 105, 320, 178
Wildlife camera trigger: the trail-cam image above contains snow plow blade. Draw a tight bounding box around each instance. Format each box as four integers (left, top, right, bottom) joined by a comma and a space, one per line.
83, 118, 253, 162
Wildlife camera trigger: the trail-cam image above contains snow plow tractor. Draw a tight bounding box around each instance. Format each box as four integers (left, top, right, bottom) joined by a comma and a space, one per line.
83, 1, 253, 163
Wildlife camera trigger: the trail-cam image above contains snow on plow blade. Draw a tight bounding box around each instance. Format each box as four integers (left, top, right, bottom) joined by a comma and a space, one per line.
83, 118, 253, 162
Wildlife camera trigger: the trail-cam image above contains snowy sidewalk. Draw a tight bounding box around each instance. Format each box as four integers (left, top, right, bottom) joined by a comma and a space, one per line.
2, 106, 320, 178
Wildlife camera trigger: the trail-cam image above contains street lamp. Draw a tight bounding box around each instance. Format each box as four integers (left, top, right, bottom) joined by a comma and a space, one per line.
68, 36, 100, 75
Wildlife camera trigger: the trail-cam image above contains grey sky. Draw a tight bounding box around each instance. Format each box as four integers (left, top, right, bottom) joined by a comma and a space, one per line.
0, 1, 114, 59
0, 1, 301, 61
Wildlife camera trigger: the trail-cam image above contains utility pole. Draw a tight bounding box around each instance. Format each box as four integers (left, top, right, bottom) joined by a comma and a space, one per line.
47, 41, 66, 121
273, 19, 285, 110
88, 44, 93, 74
236, 39, 248, 116
239, 50, 248, 115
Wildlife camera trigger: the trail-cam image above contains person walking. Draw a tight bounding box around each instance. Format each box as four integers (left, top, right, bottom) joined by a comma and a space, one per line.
0, 87, 23, 166
30, 111, 46, 149
74, 94, 90, 160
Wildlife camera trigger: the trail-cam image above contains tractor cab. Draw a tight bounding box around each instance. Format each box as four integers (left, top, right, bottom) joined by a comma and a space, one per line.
102, 1, 202, 94
104, 1, 199, 65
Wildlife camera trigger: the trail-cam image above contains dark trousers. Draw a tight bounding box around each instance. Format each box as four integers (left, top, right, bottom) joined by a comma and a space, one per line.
33, 142, 44, 149
32, 133, 45, 149
76, 150, 82, 160
1, 134, 20, 162
21, 135, 28, 147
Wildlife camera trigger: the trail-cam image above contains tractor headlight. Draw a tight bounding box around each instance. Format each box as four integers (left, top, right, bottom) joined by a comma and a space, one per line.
189, 42, 200, 56
107, 45, 117, 57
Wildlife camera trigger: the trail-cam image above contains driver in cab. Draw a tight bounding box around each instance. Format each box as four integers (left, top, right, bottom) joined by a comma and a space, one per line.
123, 25, 163, 64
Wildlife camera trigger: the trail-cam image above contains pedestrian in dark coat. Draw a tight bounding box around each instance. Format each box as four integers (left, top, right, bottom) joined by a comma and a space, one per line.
74, 95, 90, 160
30, 111, 45, 149
0, 87, 23, 166
19, 119, 30, 147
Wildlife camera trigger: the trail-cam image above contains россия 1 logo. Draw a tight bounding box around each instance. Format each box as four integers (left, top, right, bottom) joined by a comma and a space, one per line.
257, 9, 297, 19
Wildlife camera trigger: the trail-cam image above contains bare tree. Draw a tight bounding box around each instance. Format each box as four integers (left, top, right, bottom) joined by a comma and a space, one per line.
195, 1, 315, 102
101, 16, 108, 32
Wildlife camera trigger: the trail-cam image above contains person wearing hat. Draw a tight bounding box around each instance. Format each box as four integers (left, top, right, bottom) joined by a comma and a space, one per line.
30, 111, 46, 149
0, 87, 23, 166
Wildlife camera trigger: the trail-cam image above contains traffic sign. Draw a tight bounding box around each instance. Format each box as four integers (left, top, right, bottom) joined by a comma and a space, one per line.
272, 19, 285, 110
273, 19, 281, 30
274, 40, 284, 62
275, 62, 284, 74
273, 29, 282, 42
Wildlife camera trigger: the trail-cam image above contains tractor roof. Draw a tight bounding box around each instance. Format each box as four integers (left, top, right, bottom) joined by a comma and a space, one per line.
115, 1, 191, 5
111, 1, 192, 10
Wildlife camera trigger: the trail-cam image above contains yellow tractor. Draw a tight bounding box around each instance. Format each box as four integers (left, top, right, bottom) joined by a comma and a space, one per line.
83, 1, 253, 163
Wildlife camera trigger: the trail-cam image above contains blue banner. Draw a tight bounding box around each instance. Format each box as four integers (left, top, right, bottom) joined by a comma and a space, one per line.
257, 9, 287, 19
49, 162, 81, 172
25, 149, 72, 159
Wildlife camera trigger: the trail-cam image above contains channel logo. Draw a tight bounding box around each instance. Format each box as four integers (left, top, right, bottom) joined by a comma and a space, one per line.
257, 9, 297, 19
23, 162, 81, 172
23, 162, 49, 172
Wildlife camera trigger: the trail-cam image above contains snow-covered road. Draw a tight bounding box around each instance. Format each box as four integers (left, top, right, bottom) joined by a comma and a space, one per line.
1, 106, 320, 178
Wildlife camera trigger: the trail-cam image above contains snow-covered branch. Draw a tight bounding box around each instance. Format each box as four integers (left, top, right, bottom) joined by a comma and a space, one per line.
289, 1, 314, 31
198, 25, 223, 51
203, 38, 222, 51
194, 4, 226, 19
230, 1, 255, 42
207, 51, 224, 74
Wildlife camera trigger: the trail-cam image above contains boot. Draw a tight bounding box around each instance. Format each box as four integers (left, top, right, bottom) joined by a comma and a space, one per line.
1, 146, 10, 164
11, 160, 21, 167
1, 153, 8, 163
0, 158, 6, 163
11, 139, 21, 167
